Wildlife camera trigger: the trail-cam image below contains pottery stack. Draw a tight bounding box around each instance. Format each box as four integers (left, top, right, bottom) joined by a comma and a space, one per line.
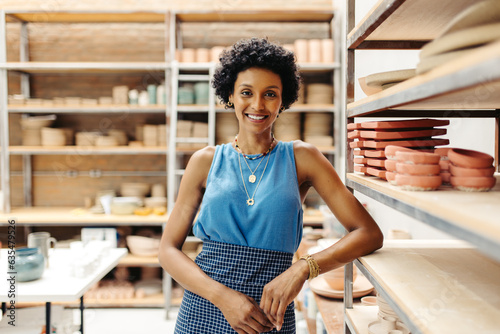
349, 118, 450, 181
366, 294, 411, 334
273, 112, 301, 142
303, 112, 333, 147
20, 114, 56, 146
394, 150, 442, 191
416, 0, 500, 74
447, 148, 497, 192
434, 147, 453, 184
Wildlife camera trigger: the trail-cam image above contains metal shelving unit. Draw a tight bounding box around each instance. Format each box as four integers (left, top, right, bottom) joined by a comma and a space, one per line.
343, 0, 500, 333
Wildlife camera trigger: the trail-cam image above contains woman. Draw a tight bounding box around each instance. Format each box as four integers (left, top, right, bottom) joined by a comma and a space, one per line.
159, 38, 383, 334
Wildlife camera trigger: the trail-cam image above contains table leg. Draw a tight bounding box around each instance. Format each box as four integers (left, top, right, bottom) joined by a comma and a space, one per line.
80, 296, 84, 334
45, 302, 51, 334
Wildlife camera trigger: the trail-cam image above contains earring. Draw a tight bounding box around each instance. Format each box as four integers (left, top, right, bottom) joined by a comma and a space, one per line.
226, 101, 234, 109
280, 106, 285, 113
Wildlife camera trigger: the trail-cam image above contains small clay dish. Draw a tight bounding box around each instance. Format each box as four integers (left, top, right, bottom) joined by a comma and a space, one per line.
384, 145, 415, 160
385, 159, 398, 172
449, 164, 496, 177
396, 162, 441, 176
448, 148, 494, 169
439, 159, 450, 171
395, 151, 441, 165
386, 171, 397, 185
395, 174, 442, 191
450, 176, 496, 192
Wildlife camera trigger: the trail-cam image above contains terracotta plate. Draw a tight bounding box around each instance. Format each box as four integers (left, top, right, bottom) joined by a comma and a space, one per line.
349, 119, 450, 130
352, 138, 449, 149
358, 128, 447, 140
367, 167, 387, 180
309, 275, 374, 299
367, 158, 387, 168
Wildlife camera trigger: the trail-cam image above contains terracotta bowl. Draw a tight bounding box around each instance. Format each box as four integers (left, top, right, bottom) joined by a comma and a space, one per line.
450, 176, 496, 192
434, 147, 454, 159
386, 171, 397, 185
322, 266, 357, 291
361, 296, 377, 306
384, 159, 398, 172
396, 162, 441, 176
395, 151, 441, 165
384, 145, 415, 160
395, 174, 442, 191
441, 171, 451, 184
439, 159, 450, 171
126, 235, 161, 257
448, 148, 494, 169
449, 164, 495, 177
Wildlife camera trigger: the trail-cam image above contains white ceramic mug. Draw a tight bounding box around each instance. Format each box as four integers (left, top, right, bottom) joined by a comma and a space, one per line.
27, 232, 57, 268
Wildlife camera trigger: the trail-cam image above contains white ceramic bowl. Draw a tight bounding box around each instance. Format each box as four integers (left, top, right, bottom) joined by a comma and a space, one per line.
126, 235, 160, 257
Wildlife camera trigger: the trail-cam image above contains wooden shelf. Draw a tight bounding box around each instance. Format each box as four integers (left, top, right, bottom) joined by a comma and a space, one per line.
355, 240, 500, 334
345, 305, 379, 334
8, 104, 167, 113
2, 61, 168, 73
347, 0, 478, 49
175, 10, 334, 23
118, 254, 160, 267
0, 207, 166, 226
347, 173, 500, 262
348, 41, 500, 117
5, 11, 168, 23
9, 146, 168, 155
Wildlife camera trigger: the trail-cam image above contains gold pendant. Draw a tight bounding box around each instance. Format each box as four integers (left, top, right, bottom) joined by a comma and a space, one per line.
246, 199, 254, 206
249, 175, 256, 183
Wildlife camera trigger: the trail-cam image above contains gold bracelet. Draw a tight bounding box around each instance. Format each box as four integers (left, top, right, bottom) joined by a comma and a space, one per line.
299, 254, 320, 280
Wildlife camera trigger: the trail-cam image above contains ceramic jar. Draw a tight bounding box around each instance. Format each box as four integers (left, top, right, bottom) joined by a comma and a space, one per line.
15, 248, 45, 282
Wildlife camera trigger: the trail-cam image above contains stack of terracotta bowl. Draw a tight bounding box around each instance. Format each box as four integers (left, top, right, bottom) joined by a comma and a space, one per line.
384, 146, 417, 185
434, 147, 453, 184
394, 150, 442, 191
448, 148, 496, 191
349, 119, 449, 180
305, 83, 333, 104
303, 112, 333, 147
417, 0, 500, 74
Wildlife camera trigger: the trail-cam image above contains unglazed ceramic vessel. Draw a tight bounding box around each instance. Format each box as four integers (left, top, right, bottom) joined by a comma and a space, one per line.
322, 266, 357, 290
395, 174, 442, 191
448, 148, 494, 169
396, 162, 441, 176
385, 159, 398, 172
450, 176, 496, 192
385, 146, 415, 160
395, 151, 441, 165
449, 164, 495, 177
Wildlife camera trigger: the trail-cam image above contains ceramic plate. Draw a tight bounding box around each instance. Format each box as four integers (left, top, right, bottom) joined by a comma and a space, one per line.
365, 69, 416, 87
416, 48, 474, 74
438, 0, 500, 38
420, 22, 500, 58
358, 128, 447, 140
350, 119, 450, 130
309, 275, 374, 299
350, 138, 450, 149
358, 76, 383, 96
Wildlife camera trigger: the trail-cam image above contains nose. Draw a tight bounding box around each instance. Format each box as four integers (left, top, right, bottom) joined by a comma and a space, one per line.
251, 95, 265, 111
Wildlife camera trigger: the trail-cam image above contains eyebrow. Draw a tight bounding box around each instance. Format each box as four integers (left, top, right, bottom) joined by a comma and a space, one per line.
239, 83, 281, 90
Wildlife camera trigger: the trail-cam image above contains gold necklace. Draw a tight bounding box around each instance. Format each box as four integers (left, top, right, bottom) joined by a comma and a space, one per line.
243, 155, 266, 183
238, 150, 271, 206
234, 135, 275, 160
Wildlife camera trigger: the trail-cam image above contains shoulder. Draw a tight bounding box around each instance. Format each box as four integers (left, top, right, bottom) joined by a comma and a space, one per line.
292, 140, 334, 183
292, 140, 323, 160
187, 145, 216, 170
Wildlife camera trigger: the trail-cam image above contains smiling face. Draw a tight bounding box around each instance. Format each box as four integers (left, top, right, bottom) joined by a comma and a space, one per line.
229, 67, 283, 135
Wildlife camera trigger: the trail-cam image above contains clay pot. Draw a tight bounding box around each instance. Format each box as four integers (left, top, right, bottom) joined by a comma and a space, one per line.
448, 148, 494, 169
449, 164, 495, 177
395, 174, 442, 191
385, 159, 398, 172
396, 162, 441, 176
395, 151, 441, 165
450, 176, 496, 192
385, 145, 415, 160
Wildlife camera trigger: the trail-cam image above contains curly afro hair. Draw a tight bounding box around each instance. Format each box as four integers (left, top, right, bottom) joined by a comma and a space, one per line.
212, 38, 301, 111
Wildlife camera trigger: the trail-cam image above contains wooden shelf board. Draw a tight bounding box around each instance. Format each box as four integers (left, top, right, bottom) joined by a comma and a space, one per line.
348, 0, 478, 48
2, 62, 168, 73
314, 294, 345, 333
358, 240, 500, 334
9, 146, 168, 155
118, 253, 160, 267
0, 207, 166, 225
5, 11, 168, 23
347, 173, 500, 261
8, 104, 167, 113
345, 305, 379, 334
348, 41, 500, 116
175, 10, 333, 23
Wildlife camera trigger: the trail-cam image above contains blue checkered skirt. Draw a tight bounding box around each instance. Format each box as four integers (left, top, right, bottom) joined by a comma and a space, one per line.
174, 240, 296, 333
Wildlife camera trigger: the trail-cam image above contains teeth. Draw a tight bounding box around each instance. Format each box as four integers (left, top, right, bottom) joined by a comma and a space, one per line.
247, 114, 265, 120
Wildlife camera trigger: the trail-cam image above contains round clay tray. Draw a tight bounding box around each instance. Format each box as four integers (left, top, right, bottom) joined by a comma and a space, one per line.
309, 275, 374, 299
365, 69, 416, 87
395, 151, 441, 165
420, 22, 500, 58
437, 0, 500, 38
416, 48, 473, 75
385, 159, 398, 172
395, 174, 442, 191
396, 162, 441, 176
449, 164, 495, 177
448, 148, 494, 169
385, 145, 416, 160
450, 176, 496, 192
386, 171, 397, 185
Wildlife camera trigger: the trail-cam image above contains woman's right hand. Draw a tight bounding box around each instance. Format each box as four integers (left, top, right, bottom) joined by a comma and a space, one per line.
216, 288, 275, 334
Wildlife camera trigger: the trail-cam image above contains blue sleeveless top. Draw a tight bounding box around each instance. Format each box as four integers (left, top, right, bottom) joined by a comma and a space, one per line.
193, 141, 303, 254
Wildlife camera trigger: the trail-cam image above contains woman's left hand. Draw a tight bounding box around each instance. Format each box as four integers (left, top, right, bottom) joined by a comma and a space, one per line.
260, 259, 309, 331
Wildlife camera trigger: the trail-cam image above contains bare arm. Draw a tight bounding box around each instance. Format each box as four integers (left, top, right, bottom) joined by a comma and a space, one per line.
260, 141, 383, 330
158, 147, 274, 334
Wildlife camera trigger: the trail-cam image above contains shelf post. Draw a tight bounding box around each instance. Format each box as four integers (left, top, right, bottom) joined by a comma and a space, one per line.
0, 10, 10, 213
